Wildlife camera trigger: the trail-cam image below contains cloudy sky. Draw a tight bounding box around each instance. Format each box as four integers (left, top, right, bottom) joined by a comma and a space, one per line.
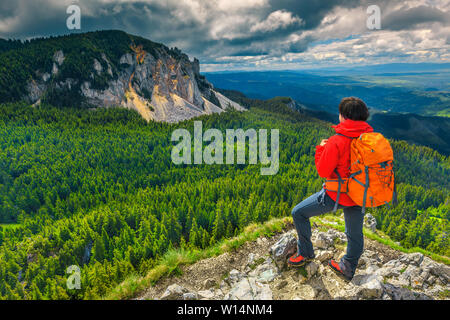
0, 0, 449, 71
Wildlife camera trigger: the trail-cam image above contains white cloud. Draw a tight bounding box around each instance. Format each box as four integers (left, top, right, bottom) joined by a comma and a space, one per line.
216, 0, 268, 12
250, 10, 303, 33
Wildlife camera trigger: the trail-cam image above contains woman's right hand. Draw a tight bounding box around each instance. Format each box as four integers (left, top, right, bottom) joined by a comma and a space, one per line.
319, 139, 328, 146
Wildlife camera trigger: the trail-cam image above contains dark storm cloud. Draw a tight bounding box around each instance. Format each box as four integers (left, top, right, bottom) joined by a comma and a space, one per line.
268, 0, 363, 29
383, 5, 450, 31
0, 0, 448, 70
0, 1, 67, 39
0, 1, 19, 19
86, 1, 218, 56
73, 2, 196, 43
0, 0, 362, 53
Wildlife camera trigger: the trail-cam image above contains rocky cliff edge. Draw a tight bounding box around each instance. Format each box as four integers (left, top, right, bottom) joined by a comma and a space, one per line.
137, 218, 450, 301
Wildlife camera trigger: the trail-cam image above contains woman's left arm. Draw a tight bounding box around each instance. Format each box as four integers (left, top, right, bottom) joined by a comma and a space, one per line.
315, 139, 339, 178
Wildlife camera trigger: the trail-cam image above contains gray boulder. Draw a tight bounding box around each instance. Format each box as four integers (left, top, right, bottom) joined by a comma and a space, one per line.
225, 277, 272, 300
364, 213, 377, 232
250, 260, 279, 284
226, 269, 243, 285
315, 250, 333, 263
160, 284, 188, 300
306, 261, 319, 278
270, 233, 297, 268
183, 292, 197, 300
383, 283, 432, 300
203, 278, 217, 289
360, 278, 384, 299
197, 289, 215, 300
399, 253, 424, 266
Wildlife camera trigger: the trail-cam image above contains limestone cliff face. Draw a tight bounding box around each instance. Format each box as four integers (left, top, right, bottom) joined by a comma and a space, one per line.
25, 45, 244, 123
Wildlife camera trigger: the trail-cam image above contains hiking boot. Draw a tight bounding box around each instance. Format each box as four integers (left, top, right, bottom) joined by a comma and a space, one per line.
328, 259, 353, 281
288, 253, 313, 267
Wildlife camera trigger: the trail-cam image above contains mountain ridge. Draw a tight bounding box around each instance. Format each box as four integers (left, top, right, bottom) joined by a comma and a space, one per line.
0, 30, 244, 122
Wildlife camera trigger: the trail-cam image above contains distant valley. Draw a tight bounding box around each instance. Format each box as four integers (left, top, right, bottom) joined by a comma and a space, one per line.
207, 66, 450, 155
205, 65, 450, 117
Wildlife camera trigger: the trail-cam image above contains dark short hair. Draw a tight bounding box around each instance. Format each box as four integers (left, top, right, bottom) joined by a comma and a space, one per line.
339, 97, 369, 121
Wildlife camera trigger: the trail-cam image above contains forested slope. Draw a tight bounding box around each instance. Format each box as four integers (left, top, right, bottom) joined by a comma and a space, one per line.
0, 30, 169, 104
0, 30, 238, 123
0, 99, 448, 299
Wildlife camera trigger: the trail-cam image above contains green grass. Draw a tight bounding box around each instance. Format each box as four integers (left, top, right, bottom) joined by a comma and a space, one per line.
0, 223, 21, 230
438, 290, 450, 299
249, 257, 266, 270
296, 266, 308, 278
402, 284, 413, 291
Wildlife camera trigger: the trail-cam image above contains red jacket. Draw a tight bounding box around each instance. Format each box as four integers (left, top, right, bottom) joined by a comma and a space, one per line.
315, 119, 374, 206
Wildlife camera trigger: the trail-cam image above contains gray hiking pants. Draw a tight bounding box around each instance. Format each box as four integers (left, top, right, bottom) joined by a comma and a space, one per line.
291, 188, 364, 276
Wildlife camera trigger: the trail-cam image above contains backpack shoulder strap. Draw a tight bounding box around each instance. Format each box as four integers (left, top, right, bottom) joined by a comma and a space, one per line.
392, 176, 398, 207
335, 133, 355, 139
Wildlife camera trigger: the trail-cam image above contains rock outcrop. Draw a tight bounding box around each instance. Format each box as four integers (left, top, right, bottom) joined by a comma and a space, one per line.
149, 227, 449, 301
24, 35, 244, 123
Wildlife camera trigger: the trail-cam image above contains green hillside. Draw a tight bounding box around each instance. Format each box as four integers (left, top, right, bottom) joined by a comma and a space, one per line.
221, 89, 450, 156
0, 99, 448, 299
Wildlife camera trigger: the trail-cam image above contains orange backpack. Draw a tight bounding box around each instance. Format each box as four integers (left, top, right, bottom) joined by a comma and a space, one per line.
325, 132, 396, 213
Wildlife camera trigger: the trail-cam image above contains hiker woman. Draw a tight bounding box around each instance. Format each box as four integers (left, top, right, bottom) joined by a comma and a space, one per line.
288, 97, 373, 281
